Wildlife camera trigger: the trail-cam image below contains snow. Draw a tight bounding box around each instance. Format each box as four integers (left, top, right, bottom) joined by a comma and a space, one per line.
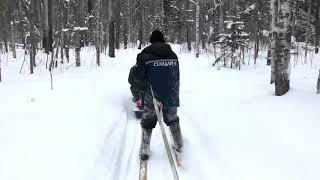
73, 27, 89, 31
1, 46, 320, 180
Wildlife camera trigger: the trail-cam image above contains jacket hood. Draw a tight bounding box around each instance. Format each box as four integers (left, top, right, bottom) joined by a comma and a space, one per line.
142, 42, 176, 58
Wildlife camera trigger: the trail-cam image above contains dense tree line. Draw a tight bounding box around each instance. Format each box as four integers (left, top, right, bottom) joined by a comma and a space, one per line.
0, 0, 319, 94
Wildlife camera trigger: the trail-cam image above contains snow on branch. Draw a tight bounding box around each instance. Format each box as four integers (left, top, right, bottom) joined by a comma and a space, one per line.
170, 5, 180, 11
73, 27, 89, 31
186, 19, 194, 22
243, 3, 257, 14
63, 27, 89, 32
188, 0, 198, 6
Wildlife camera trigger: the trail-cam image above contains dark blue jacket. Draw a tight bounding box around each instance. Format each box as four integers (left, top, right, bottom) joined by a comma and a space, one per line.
136, 42, 180, 107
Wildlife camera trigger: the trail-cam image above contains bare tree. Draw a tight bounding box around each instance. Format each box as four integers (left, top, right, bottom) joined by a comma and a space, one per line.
316, 1, 320, 94
96, 0, 101, 65
0, 52, 2, 82
194, 0, 200, 57
108, 0, 115, 57
29, 0, 37, 74
9, 1, 16, 59
317, 69, 320, 94
123, 0, 129, 49
115, 0, 121, 49
253, 0, 263, 65
43, 0, 52, 54
316, 1, 320, 53
1, 0, 9, 53
267, 40, 271, 65
185, 0, 192, 51
304, 0, 312, 64
75, 0, 85, 67
163, 0, 171, 37
137, 0, 143, 50
62, 0, 70, 63
218, 0, 225, 35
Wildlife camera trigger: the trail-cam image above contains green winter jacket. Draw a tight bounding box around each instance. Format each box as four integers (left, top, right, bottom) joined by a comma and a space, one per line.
128, 64, 148, 100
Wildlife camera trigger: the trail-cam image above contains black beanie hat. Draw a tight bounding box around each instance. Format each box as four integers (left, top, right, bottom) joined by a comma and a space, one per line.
150, 30, 165, 44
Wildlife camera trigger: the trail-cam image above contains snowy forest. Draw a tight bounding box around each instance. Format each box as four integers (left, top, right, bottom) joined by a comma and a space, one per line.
1, 0, 320, 180
0, 0, 319, 94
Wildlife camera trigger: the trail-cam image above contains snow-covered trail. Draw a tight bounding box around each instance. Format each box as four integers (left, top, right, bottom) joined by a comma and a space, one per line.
89, 98, 140, 180
1, 47, 320, 180
89, 96, 176, 180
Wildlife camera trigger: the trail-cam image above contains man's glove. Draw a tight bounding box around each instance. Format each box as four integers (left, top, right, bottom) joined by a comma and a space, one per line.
136, 99, 143, 110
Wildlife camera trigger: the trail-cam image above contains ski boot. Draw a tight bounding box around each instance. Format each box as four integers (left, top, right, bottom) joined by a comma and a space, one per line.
169, 122, 183, 153
139, 128, 152, 160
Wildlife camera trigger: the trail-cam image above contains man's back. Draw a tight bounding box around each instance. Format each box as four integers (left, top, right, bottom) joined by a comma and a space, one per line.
137, 42, 180, 107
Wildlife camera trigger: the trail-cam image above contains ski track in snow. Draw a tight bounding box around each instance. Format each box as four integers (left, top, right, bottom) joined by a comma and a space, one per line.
92, 98, 175, 180
178, 109, 237, 180
111, 98, 139, 180
90, 99, 134, 180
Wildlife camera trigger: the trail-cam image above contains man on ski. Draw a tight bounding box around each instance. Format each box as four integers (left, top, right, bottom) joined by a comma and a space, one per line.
128, 30, 183, 160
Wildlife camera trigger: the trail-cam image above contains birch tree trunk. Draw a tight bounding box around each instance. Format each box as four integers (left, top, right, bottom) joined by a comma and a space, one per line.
270, 0, 292, 96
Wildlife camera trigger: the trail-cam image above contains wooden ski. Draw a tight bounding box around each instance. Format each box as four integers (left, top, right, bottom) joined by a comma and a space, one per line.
139, 160, 147, 180
173, 149, 182, 168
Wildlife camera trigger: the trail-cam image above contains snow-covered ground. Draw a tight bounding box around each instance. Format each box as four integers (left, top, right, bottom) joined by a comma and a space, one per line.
0, 46, 320, 180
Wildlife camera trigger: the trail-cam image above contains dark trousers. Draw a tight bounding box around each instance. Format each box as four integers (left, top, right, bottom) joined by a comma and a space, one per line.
141, 91, 179, 129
